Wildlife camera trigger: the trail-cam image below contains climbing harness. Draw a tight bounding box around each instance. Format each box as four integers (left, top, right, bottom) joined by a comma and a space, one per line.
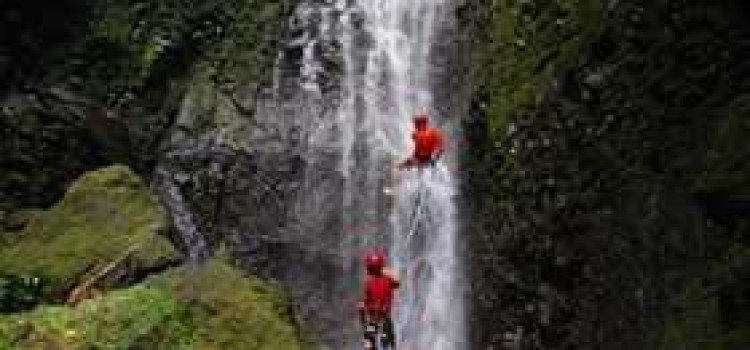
363, 317, 394, 350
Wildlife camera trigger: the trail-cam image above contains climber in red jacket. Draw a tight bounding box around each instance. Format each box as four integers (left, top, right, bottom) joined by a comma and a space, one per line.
359, 252, 400, 349
398, 110, 445, 169
384, 110, 445, 195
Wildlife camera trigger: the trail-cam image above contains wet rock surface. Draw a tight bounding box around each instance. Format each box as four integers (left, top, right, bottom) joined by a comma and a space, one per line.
463, 0, 750, 349
0, 0, 340, 344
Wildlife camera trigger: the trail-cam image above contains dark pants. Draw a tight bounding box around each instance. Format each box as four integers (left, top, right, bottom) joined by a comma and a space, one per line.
401, 156, 433, 169
361, 313, 395, 349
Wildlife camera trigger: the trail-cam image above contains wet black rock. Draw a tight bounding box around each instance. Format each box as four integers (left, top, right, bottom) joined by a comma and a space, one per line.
463, 0, 750, 349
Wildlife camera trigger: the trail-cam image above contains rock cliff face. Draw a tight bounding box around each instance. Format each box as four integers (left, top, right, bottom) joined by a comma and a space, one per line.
462, 0, 750, 348
2, 0, 351, 346
1, 0, 293, 227
1, 0, 325, 344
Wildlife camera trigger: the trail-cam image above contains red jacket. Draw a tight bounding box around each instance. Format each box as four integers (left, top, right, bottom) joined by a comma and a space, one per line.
412, 127, 445, 162
363, 274, 398, 317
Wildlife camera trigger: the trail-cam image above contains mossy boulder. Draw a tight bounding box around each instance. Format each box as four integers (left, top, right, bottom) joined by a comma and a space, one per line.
0, 165, 181, 300
0, 259, 311, 350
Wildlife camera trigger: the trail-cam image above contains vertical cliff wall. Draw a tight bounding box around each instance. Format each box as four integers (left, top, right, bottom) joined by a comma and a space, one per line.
463, 0, 750, 348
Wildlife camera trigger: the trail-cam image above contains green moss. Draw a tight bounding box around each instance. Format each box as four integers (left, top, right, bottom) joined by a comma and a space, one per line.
0, 259, 310, 350
0, 286, 191, 350
2, 209, 43, 233
472, 0, 604, 137
0, 165, 180, 299
146, 258, 305, 350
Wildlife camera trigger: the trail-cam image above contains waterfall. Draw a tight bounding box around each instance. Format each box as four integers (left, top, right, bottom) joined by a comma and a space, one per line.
153, 165, 210, 262
284, 0, 465, 348
246, 0, 465, 347
334, 0, 465, 348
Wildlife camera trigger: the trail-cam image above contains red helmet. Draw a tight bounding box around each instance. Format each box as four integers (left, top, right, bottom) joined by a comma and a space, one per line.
365, 252, 386, 273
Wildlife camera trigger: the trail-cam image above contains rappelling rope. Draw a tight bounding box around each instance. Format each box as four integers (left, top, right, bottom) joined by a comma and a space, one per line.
405, 166, 434, 242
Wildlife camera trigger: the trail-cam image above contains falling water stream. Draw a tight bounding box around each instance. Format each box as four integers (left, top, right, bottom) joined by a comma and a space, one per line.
233, 0, 465, 347
320, 0, 465, 348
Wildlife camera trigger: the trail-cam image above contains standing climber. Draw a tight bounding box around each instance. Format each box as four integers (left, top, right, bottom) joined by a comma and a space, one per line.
359, 252, 401, 349
397, 110, 445, 169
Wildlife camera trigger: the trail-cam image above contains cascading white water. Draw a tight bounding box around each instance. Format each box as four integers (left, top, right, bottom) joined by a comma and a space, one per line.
278, 0, 464, 348
332, 0, 465, 349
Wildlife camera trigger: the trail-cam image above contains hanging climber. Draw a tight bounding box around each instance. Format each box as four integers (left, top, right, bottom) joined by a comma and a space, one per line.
397, 110, 445, 170
384, 110, 446, 195
359, 251, 401, 350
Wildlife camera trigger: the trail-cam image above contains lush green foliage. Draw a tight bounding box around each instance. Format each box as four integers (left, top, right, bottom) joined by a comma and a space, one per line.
0, 275, 46, 313
46, 0, 289, 106
0, 285, 191, 349
0, 260, 309, 350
